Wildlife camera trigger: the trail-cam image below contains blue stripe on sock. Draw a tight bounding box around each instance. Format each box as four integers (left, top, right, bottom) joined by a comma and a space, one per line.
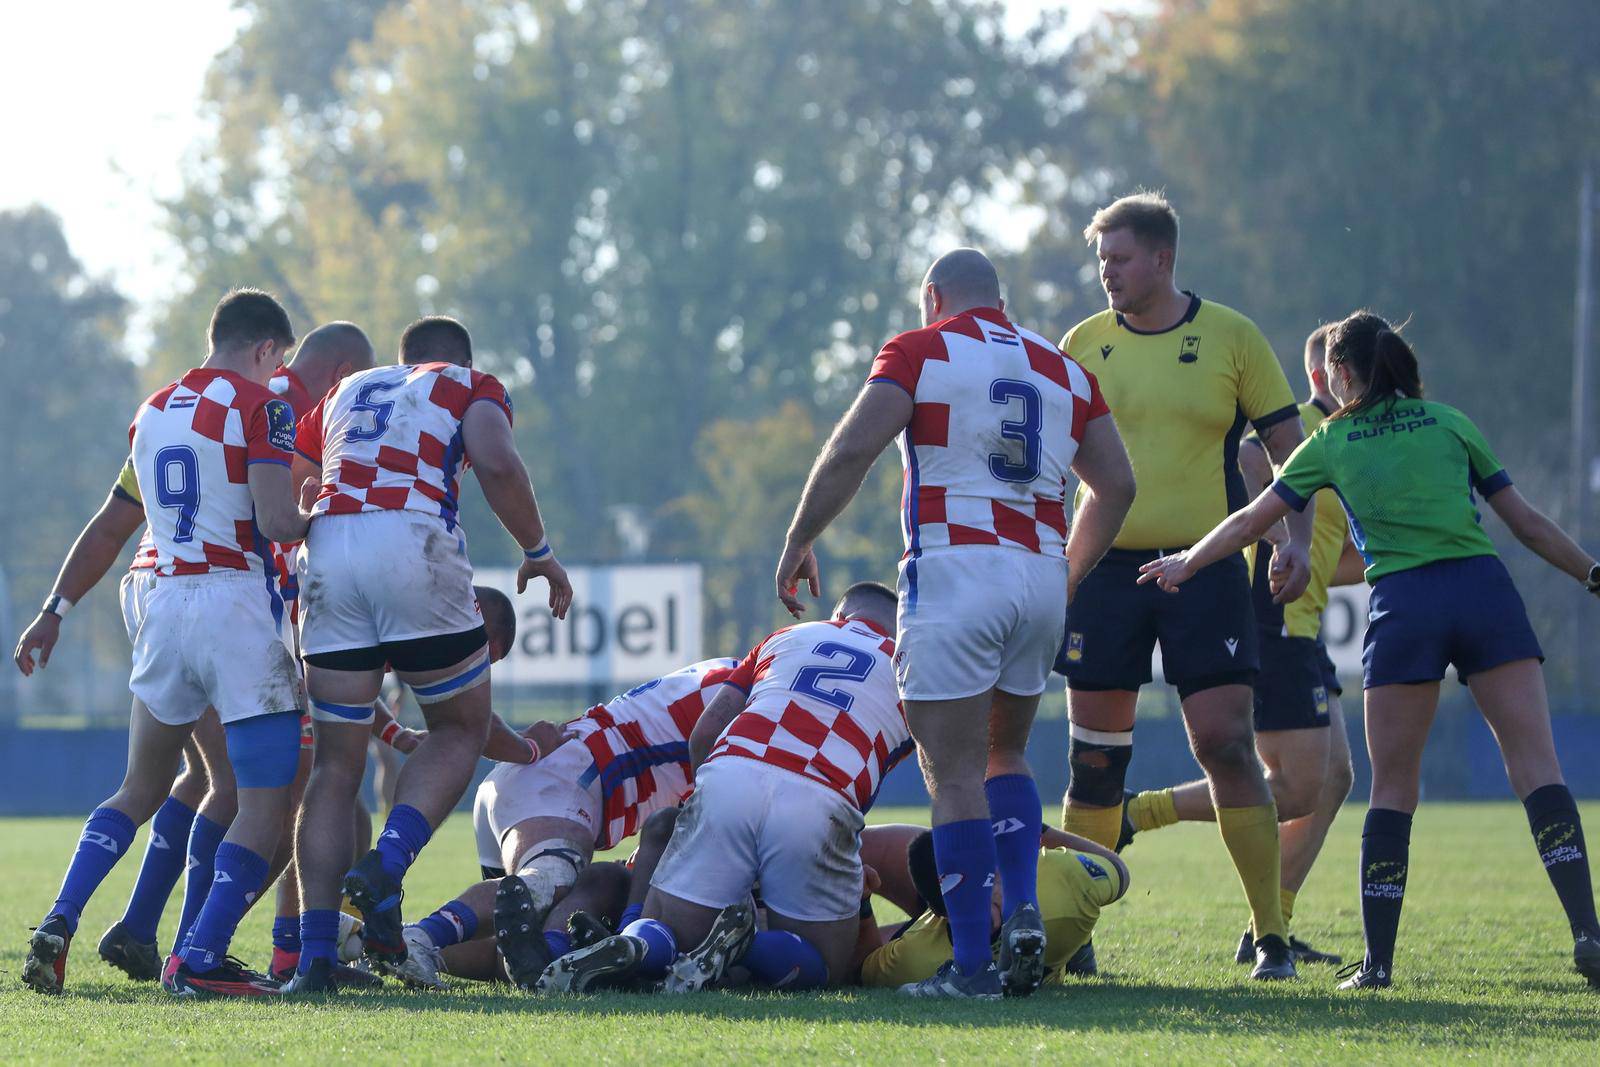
181, 842, 270, 972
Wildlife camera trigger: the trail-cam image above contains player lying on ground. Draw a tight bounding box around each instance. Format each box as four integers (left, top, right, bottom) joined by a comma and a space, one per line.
525, 584, 912, 995
284, 315, 572, 994
390, 657, 739, 988
1139, 310, 1600, 991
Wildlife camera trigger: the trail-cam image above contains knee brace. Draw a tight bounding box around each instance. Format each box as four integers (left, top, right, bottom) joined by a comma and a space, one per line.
224, 711, 303, 789
411, 648, 491, 705
513, 840, 588, 914
1065, 723, 1132, 807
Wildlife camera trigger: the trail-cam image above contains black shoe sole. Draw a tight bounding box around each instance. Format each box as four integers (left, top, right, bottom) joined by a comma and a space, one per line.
998, 907, 1047, 998
536, 936, 642, 994
495, 876, 553, 990
22, 929, 68, 995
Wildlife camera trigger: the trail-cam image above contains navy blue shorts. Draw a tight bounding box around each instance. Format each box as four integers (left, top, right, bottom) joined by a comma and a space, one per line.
1363, 555, 1544, 689
1254, 634, 1341, 732
1057, 549, 1258, 698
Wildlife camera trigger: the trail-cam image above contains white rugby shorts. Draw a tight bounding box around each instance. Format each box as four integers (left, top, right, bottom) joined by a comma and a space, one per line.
118, 568, 156, 645
473, 739, 603, 870
297, 510, 482, 656
130, 571, 301, 726
650, 757, 865, 923
894, 546, 1067, 701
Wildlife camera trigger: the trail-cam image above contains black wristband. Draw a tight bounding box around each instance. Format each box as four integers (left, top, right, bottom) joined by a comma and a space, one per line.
1586, 564, 1600, 593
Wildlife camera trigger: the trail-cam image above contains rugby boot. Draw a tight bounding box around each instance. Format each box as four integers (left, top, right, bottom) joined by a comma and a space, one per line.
1289, 934, 1344, 966
996, 902, 1047, 997
535, 933, 645, 994
661, 902, 756, 993
1116, 789, 1138, 853
268, 947, 300, 983
567, 909, 612, 950
1234, 927, 1254, 964
1250, 933, 1298, 981
1574, 929, 1600, 988
22, 915, 72, 995
1063, 939, 1097, 976
394, 926, 447, 990
495, 874, 554, 991
898, 959, 1003, 1000
98, 920, 162, 982
1335, 958, 1392, 990
166, 955, 281, 997
343, 849, 406, 967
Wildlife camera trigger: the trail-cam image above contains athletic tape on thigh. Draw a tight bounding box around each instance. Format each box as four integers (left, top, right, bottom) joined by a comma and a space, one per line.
310, 697, 376, 725
224, 711, 303, 788
410, 648, 491, 705
1066, 721, 1133, 806
513, 840, 588, 883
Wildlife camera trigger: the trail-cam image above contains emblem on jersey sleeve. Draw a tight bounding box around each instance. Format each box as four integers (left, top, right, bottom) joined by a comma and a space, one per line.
264, 398, 296, 452
1064, 632, 1084, 663
1179, 336, 1201, 363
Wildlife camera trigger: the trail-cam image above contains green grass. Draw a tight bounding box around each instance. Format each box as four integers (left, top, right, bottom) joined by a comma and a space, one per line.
3, 802, 1598, 1064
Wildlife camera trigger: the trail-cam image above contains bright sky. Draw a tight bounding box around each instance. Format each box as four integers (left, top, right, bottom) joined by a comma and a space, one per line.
0, 1, 1120, 358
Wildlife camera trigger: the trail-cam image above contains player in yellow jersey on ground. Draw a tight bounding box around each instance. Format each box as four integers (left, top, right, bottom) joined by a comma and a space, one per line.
1055, 193, 1313, 980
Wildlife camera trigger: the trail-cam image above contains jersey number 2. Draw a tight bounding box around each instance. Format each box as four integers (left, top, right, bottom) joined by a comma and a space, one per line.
793, 641, 875, 712
154, 445, 201, 543
347, 380, 400, 442
988, 378, 1042, 483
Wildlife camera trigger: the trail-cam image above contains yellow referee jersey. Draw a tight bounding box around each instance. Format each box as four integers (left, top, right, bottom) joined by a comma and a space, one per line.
859, 847, 1124, 988
1062, 294, 1298, 550
1282, 400, 1347, 638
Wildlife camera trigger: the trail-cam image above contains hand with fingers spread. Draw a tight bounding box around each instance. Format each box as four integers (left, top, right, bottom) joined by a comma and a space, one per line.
775, 539, 821, 618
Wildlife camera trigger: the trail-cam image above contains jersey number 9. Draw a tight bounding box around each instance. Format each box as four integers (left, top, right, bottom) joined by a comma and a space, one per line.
154, 445, 201, 543
988, 378, 1042, 483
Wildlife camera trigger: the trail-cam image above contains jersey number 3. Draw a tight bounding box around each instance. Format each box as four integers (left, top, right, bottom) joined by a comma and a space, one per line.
988, 379, 1042, 483
793, 641, 876, 712
347, 380, 401, 442
154, 445, 201, 543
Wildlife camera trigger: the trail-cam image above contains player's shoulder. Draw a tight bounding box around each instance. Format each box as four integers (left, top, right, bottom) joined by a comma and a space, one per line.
883, 315, 975, 362
1192, 297, 1268, 345
1061, 307, 1117, 349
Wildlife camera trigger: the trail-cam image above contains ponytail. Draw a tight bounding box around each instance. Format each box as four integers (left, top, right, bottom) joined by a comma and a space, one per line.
1325, 310, 1424, 418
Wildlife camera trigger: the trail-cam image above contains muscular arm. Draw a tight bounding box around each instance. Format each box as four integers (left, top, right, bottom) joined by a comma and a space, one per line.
1488, 486, 1599, 585
776, 382, 912, 616
248, 462, 311, 544
1257, 416, 1314, 601
687, 685, 749, 772
1064, 414, 1135, 600
14, 490, 146, 676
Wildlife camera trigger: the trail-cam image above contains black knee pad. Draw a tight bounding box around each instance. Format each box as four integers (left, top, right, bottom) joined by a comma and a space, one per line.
1066, 733, 1132, 807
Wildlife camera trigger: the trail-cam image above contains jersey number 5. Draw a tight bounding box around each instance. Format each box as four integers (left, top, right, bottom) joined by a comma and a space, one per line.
154, 445, 201, 543
793, 641, 875, 712
988, 379, 1042, 483
347, 380, 401, 442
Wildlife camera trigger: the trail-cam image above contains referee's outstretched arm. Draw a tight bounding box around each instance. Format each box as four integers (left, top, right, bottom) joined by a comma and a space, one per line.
1485, 486, 1600, 588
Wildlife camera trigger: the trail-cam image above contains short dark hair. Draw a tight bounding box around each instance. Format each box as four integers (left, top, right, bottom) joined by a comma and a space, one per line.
400, 316, 473, 366
209, 288, 295, 351
474, 585, 516, 653
1083, 191, 1179, 254
835, 580, 897, 618
907, 829, 945, 917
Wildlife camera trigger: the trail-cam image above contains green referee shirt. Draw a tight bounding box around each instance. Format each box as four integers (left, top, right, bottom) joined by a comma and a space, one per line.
1271, 398, 1510, 583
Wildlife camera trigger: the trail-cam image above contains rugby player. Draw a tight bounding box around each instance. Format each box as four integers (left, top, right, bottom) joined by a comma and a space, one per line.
1056, 193, 1311, 980
283, 315, 573, 993
774, 249, 1133, 998
1138, 310, 1600, 990
1121, 326, 1355, 966
397, 656, 739, 989
855, 823, 1129, 988
533, 584, 911, 995
23, 289, 313, 997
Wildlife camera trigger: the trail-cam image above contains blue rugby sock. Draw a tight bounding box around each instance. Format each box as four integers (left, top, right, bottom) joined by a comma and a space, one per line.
180, 842, 268, 973
619, 903, 643, 928
171, 813, 228, 956
417, 899, 478, 949
298, 909, 340, 973
623, 918, 676, 978
271, 915, 301, 954
742, 930, 827, 990
48, 806, 138, 934
120, 797, 196, 944
932, 818, 998, 977
985, 774, 1042, 918
375, 804, 433, 881
544, 929, 572, 960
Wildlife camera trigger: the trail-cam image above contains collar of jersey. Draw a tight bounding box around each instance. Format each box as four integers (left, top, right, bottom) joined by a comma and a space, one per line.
1310, 396, 1333, 416
1114, 291, 1201, 336
182, 366, 251, 390
932, 306, 1010, 331
839, 615, 894, 640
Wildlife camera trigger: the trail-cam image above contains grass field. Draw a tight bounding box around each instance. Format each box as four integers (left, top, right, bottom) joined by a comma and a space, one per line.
3, 802, 1598, 1065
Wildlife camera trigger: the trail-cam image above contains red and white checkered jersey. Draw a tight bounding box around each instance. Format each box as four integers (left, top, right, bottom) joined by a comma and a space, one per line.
706, 618, 912, 813
868, 307, 1109, 559
565, 658, 741, 850
130, 530, 158, 571
128, 368, 297, 579
297, 362, 512, 529
267, 365, 315, 420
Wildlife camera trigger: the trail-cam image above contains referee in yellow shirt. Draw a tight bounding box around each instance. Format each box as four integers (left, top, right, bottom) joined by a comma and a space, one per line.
1056, 193, 1313, 980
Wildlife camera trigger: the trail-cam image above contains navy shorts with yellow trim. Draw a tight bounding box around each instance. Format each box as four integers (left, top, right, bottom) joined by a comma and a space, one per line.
1254, 634, 1341, 732
1056, 549, 1258, 698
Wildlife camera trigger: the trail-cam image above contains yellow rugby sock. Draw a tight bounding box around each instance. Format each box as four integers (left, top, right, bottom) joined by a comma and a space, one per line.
1127, 789, 1179, 833
1063, 801, 1124, 852
1216, 803, 1286, 942
1280, 887, 1297, 928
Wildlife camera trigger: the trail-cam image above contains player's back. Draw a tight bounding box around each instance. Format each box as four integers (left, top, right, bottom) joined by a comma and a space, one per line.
299, 362, 512, 531
130, 368, 297, 577
710, 618, 910, 811
570, 657, 741, 787
869, 307, 1105, 558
